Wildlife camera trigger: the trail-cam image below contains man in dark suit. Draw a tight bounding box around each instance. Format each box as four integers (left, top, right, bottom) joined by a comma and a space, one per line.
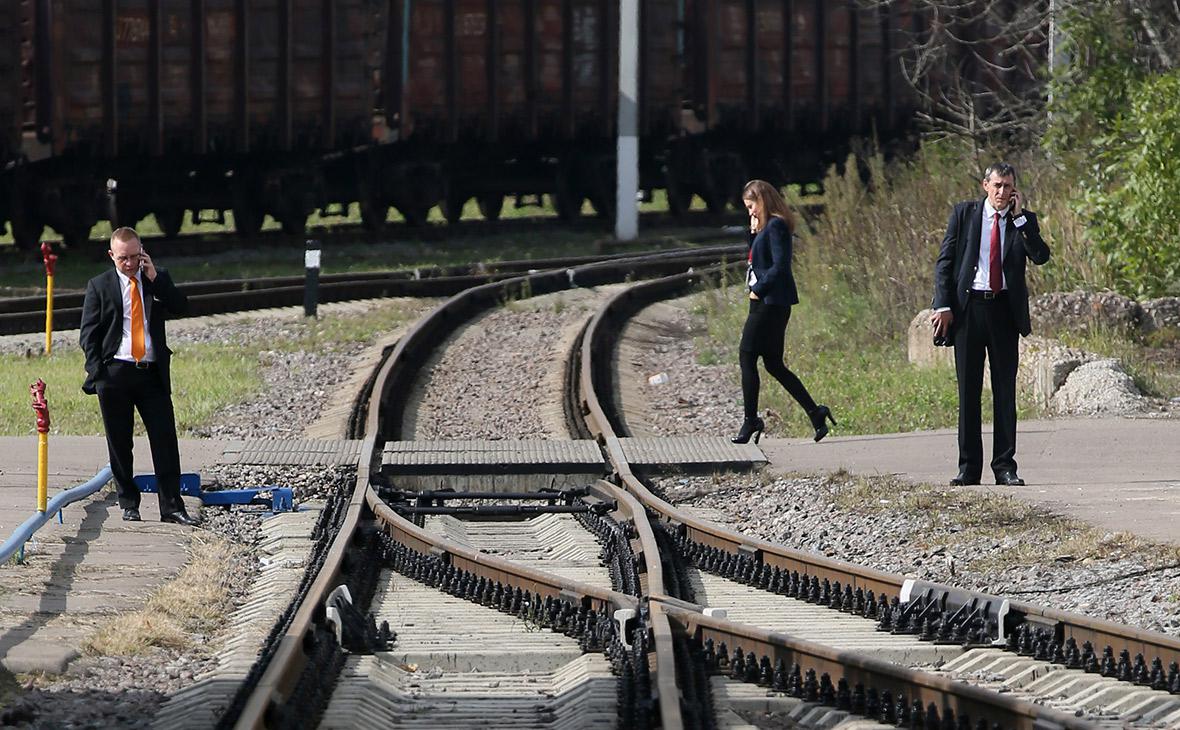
80, 227, 197, 525
931, 162, 1050, 487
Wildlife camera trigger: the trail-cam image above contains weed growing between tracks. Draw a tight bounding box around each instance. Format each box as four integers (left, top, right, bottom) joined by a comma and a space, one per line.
83, 534, 249, 657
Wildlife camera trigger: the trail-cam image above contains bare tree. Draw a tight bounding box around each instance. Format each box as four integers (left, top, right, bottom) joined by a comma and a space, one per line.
864, 0, 1180, 149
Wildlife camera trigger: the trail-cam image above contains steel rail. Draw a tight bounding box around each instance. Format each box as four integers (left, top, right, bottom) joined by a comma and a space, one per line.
0, 210, 744, 262
0, 243, 742, 336
658, 602, 1094, 730
229, 248, 741, 728
578, 264, 1180, 720
578, 262, 906, 598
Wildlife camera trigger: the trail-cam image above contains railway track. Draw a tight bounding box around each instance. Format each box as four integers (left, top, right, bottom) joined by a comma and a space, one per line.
159, 248, 1178, 728
0, 242, 741, 336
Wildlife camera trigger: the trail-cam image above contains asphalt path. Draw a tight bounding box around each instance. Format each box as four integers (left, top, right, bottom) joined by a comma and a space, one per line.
761, 417, 1180, 545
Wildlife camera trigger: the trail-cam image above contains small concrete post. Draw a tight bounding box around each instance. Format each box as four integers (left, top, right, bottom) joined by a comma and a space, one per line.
303, 239, 321, 317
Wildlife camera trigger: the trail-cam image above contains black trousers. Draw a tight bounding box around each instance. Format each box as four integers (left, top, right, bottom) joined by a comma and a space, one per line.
739, 300, 817, 420
953, 295, 1019, 479
96, 361, 184, 515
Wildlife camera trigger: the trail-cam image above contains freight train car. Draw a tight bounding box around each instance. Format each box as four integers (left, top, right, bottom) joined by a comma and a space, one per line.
4, 0, 386, 250
366, 0, 918, 228
3, 0, 921, 250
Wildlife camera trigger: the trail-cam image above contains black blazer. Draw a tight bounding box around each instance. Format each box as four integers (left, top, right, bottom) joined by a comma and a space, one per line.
747, 216, 799, 306
79, 268, 188, 394
933, 198, 1050, 336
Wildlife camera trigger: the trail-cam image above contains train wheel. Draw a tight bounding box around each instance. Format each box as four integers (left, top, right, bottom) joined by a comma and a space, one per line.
664, 165, 694, 217
552, 174, 582, 221
232, 200, 264, 237
155, 208, 185, 239
59, 223, 93, 252
476, 194, 503, 221
701, 185, 727, 215
9, 212, 43, 252
443, 190, 467, 225
587, 194, 614, 221
278, 213, 306, 236
398, 202, 431, 227
360, 197, 388, 231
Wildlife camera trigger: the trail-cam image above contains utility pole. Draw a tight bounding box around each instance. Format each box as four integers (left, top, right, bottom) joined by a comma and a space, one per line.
615, 0, 639, 241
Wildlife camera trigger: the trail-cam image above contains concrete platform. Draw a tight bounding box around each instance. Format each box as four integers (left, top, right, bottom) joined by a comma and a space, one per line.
612, 435, 766, 473
0, 435, 230, 674
761, 417, 1180, 545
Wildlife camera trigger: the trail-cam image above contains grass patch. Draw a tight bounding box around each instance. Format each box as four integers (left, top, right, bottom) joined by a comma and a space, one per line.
826, 473, 1180, 574
694, 274, 994, 437
266, 299, 424, 354
83, 534, 245, 657
0, 301, 420, 436
0, 345, 261, 436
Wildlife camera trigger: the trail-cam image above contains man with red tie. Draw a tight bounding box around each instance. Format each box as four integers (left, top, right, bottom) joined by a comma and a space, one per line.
80, 227, 196, 525
931, 163, 1051, 487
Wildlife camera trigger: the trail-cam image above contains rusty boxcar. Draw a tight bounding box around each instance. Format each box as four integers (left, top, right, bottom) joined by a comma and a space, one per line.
5, 0, 385, 249
3, 0, 922, 249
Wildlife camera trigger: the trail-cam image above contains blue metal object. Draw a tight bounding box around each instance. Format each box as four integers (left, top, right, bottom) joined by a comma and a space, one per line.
133, 473, 295, 513
0, 465, 113, 564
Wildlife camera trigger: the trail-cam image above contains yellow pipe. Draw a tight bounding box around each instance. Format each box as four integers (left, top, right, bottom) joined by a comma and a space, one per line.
44, 273, 54, 355
37, 432, 48, 513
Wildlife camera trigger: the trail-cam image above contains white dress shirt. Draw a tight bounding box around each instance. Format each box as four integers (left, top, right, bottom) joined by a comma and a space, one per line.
972, 201, 1009, 292
113, 269, 156, 363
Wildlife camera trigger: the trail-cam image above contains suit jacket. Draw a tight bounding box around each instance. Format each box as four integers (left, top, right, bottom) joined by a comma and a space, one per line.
79, 267, 188, 395
933, 198, 1050, 336
747, 216, 799, 306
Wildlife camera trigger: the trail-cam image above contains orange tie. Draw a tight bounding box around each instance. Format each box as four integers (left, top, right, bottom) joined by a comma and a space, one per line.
129, 276, 146, 362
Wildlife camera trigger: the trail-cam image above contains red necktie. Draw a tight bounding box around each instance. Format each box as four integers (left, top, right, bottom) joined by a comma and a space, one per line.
989, 212, 1002, 293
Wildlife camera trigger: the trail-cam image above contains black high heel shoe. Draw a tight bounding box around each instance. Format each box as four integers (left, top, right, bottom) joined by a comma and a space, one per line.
808, 405, 837, 442
731, 416, 765, 444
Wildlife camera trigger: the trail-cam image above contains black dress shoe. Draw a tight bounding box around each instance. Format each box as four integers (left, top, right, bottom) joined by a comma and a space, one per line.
161, 511, 198, 526
731, 416, 765, 444
995, 471, 1025, 486
949, 473, 981, 486
807, 405, 837, 442
122, 508, 141, 522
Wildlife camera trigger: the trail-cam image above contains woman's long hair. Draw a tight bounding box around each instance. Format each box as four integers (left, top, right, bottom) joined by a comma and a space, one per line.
742, 180, 795, 232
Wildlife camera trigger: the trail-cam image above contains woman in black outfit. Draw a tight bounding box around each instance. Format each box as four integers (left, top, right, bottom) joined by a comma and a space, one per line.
732, 180, 835, 444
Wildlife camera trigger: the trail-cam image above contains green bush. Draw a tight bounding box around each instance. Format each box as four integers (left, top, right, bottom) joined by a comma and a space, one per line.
1082, 70, 1180, 297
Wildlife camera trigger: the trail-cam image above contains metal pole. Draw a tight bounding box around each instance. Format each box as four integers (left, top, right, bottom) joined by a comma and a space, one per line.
303, 239, 320, 317
30, 379, 50, 513
615, 0, 639, 241
41, 242, 57, 355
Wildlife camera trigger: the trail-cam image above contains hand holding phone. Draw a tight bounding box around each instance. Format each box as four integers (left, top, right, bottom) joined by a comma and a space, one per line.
1010, 190, 1022, 216
139, 250, 157, 281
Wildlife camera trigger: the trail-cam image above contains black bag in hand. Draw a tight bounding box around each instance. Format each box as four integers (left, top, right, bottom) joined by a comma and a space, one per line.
931, 301, 954, 347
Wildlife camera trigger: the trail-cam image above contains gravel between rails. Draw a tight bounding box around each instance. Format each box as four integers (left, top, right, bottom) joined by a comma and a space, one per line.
0, 464, 354, 729
631, 296, 1180, 638
405, 287, 623, 440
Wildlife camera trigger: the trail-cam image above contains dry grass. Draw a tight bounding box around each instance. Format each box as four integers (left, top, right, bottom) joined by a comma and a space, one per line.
826, 472, 1180, 574
83, 534, 245, 657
